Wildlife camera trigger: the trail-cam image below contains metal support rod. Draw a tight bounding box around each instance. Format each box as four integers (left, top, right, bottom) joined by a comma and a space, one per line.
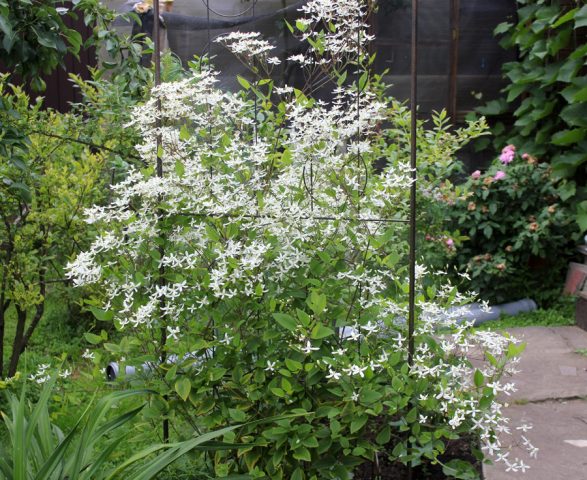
153, 0, 169, 444
407, 4, 418, 479
408, 0, 418, 366
407, 4, 418, 477
448, 0, 460, 122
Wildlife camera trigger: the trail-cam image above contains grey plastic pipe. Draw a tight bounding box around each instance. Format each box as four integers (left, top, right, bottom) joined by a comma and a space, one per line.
106, 351, 211, 381
106, 361, 154, 381
458, 298, 537, 326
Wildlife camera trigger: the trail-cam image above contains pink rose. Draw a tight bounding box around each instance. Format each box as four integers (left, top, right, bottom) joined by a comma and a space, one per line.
471, 170, 481, 180
446, 238, 454, 247
499, 144, 516, 165
494, 170, 506, 181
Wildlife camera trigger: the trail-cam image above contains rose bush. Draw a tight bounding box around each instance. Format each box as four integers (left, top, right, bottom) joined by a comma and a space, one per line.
431, 145, 579, 306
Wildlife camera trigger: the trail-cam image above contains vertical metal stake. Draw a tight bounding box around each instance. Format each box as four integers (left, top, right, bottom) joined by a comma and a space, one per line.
408, 1, 418, 478
408, 0, 418, 369
153, 0, 169, 444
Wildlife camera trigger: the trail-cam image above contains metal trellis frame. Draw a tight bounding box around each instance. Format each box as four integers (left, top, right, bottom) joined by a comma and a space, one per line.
150, 0, 419, 446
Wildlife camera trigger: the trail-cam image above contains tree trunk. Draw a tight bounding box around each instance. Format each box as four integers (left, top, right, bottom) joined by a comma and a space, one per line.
7, 267, 46, 378
8, 307, 27, 377
0, 303, 5, 378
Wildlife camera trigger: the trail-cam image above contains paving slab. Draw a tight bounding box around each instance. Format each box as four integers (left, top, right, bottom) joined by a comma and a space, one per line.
483, 326, 587, 479
483, 399, 587, 480
503, 326, 587, 402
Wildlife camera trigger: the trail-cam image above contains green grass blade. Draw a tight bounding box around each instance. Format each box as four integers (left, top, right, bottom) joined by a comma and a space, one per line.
13, 381, 27, 480
68, 390, 152, 480
24, 377, 57, 451
33, 422, 80, 480
121, 426, 243, 480
81, 434, 127, 480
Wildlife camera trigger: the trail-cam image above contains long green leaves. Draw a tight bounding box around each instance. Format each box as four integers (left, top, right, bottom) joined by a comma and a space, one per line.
1, 380, 306, 480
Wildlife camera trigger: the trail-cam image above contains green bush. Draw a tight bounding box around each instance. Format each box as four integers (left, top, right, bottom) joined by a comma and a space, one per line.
66, 2, 529, 478
434, 145, 579, 305
475, 0, 587, 231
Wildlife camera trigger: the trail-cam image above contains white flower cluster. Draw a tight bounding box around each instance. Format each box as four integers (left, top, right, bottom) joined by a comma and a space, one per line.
29, 363, 52, 384
297, 0, 375, 60
216, 31, 281, 67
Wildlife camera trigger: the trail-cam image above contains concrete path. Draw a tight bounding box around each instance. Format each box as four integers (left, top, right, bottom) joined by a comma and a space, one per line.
484, 326, 587, 479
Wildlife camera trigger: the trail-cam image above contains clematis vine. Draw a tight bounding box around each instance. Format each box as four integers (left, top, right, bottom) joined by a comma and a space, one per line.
66, 0, 534, 476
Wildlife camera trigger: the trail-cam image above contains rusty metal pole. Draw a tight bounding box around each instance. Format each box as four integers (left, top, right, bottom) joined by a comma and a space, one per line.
408, 4, 418, 479
448, 0, 460, 122
152, 0, 169, 444
408, 0, 418, 367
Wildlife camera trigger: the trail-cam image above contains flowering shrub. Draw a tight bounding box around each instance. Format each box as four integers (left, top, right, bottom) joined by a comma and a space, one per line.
67, 1, 534, 477
440, 145, 579, 306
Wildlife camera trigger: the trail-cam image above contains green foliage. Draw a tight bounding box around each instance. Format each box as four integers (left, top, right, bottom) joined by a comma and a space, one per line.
74, 56, 508, 480
0, 376, 266, 480
476, 0, 587, 230
0, 377, 147, 480
73, 0, 153, 98
0, 0, 83, 91
0, 73, 143, 377
433, 148, 579, 305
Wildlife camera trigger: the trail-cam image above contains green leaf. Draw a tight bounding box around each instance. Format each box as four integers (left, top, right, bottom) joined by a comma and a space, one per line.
89, 306, 114, 322
270, 387, 285, 398
557, 180, 576, 199
552, 128, 586, 146
175, 377, 191, 401
474, 369, 484, 388
551, 8, 578, 28
237, 75, 251, 90
179, 124, 190, 141
506, 83, 526, 102
228, 408, 247, 422
307, 290, 327, 315
557, 58, 581, 83
284, 19, 294, 34
310, 324, 334, 340
360, 388, 382, 404
285, 358, 302, 373
273, 313, 297, 331
507, 342, 527, 359
293, 446, 311, 461
8, 182, 31, 203
493, 22, 512, 35
573, 85, 587, 102
84, 333, 103, 345
0, 14, 13, 38
174, 160, 185, 176
376, 426, 391, 445
442, 459, 479, 480
575, 5, 587, 29
577, 201, 587, 232
32, 27, 58, 49
295, 19, 308, 32
477, 99, 508, 116
350, 415, 368, 433
560, 104, 587, 127
291, 467, 303, 480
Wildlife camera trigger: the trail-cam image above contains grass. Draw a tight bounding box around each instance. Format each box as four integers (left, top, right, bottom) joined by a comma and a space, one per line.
475, 296, 575, 331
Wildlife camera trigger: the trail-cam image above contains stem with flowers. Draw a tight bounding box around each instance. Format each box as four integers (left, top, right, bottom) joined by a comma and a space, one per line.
67, 1, 536, 477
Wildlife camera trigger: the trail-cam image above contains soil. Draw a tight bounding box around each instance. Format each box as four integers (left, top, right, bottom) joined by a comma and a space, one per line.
354, 436, 483, 480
